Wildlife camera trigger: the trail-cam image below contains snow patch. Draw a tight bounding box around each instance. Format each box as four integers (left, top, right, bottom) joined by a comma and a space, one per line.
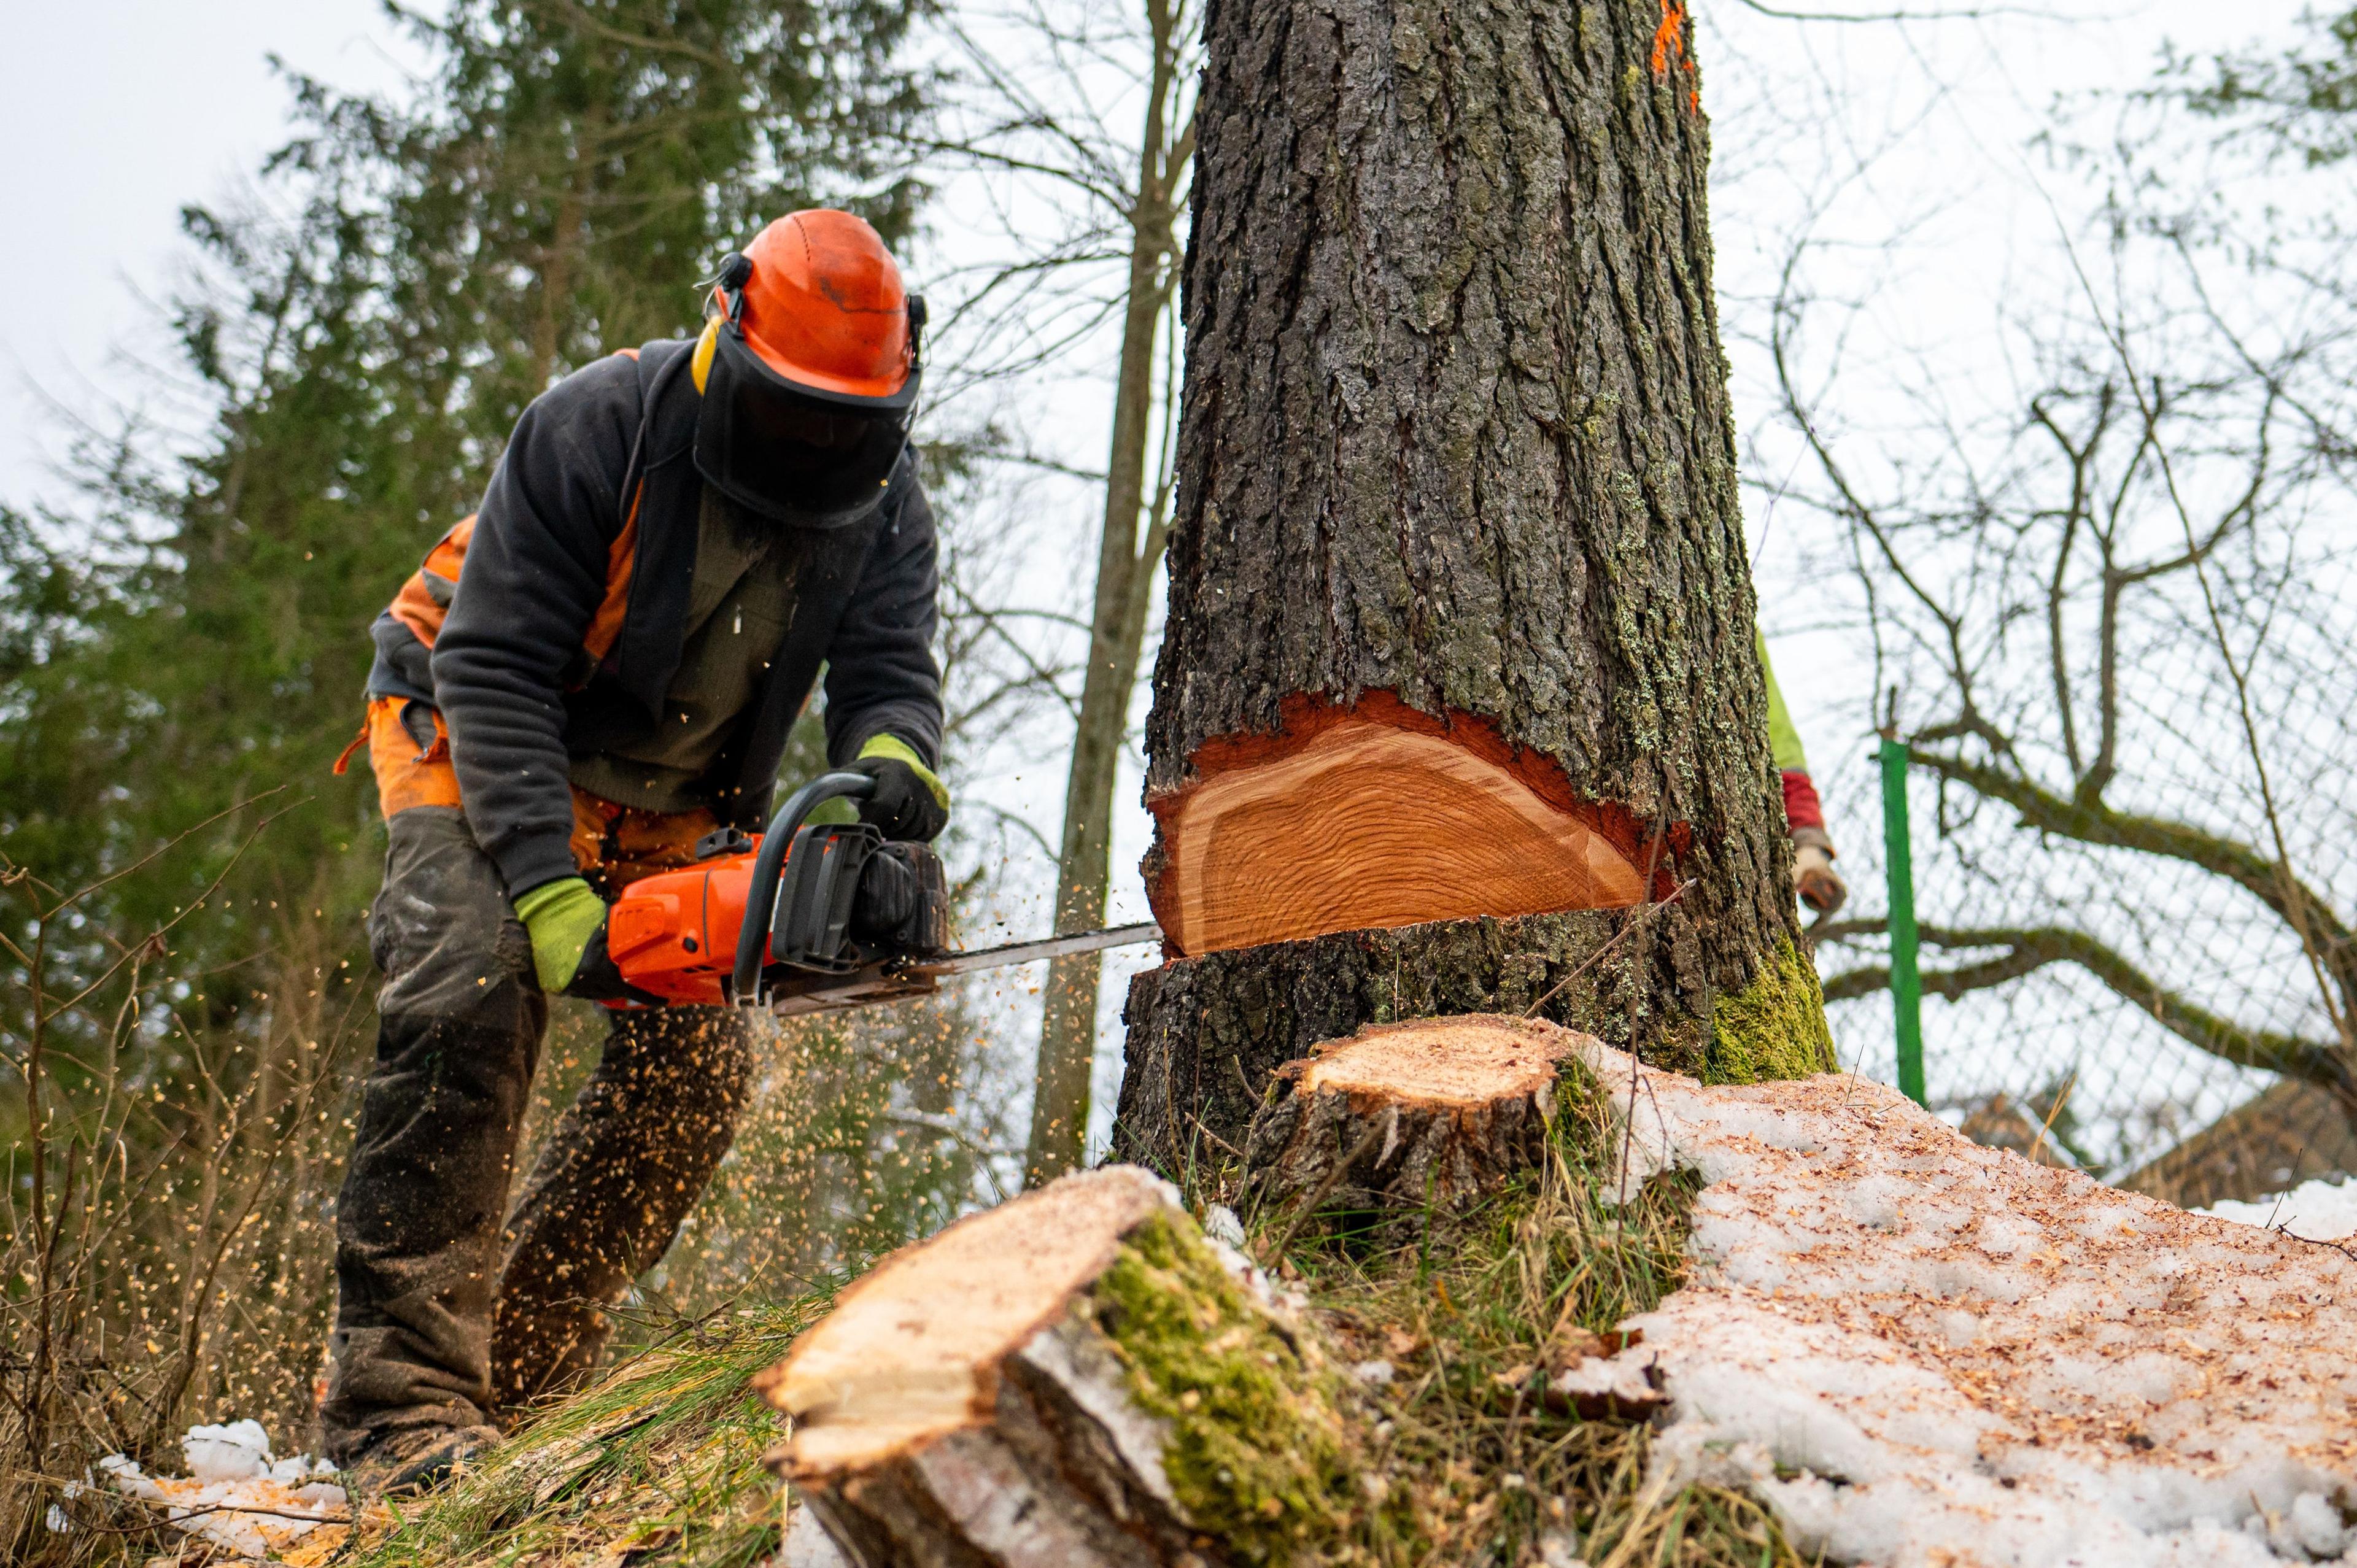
1569, 1040, 2357, 1567
2202, 1175, 2357, 1244
103, 1424, 347, 1562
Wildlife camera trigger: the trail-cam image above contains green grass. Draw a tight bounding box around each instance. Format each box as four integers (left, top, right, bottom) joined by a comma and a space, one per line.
345, 1295, 833, 1568
1242, 1060, 1821, 1567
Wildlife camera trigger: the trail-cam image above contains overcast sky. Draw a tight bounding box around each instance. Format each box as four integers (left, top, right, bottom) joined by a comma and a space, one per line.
0, 0, 427, 505
1, 0, 2251, 514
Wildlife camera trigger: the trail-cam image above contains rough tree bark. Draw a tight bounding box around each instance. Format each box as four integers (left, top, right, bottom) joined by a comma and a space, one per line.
1115, 0, 1831, 1168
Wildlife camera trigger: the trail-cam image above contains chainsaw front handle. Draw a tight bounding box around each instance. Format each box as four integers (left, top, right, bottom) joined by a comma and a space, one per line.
732, 771, 878, 1006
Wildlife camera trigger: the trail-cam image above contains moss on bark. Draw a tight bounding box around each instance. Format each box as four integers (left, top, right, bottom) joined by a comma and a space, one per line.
1087, 1211, 1359, 1565
1705, 938, 1836, 1084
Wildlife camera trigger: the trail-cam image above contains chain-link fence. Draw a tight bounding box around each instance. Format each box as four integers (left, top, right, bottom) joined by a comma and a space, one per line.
1811, 717, 2357, 1208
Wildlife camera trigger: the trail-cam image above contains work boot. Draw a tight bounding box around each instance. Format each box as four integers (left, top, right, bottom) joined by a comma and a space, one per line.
336, 1422, 503, 1502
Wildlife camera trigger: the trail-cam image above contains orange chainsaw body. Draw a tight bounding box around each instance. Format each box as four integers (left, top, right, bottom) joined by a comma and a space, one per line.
605, 840, 766, 1006
599, 772, 962, 1018
600, 773, 1156, 1017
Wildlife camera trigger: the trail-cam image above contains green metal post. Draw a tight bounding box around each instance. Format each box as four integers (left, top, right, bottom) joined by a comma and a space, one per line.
1878, 738, 1927, 1106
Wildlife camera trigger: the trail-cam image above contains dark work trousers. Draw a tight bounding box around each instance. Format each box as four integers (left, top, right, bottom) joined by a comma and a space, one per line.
320, 805, 755, 1461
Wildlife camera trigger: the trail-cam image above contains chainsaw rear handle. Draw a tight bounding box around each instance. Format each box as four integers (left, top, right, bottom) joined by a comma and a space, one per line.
731, 771, 877, 1006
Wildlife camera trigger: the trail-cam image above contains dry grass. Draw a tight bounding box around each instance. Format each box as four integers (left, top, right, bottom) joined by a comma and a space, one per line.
343, 1297, 834, 1568
2, 820, 1000, 1568
28, 1057, 1815, 1568
4, 843, 367, 1568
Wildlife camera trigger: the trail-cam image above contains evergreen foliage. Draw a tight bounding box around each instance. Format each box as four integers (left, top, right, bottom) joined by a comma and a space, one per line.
1, 7, 938, 1540
2, 0, 927, 1006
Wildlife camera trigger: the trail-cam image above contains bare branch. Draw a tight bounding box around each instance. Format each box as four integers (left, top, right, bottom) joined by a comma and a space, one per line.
1820, 921, 2350, 1089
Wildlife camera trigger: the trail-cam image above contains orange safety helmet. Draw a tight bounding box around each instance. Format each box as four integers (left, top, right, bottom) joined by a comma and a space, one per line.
692, 210, 926, 528
730, 211, 919, 401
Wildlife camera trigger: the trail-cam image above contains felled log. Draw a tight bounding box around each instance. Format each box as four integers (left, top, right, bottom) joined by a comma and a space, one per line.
1243, 1016, 1589, 1219
757, 1165, 1352, 1568
1142, 696, 1652, 957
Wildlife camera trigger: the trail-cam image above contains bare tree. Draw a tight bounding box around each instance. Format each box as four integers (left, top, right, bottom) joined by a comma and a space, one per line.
902, 0, 1201, 1183
1767, 179, 2357, 1134
1022, 0, 1195, 1184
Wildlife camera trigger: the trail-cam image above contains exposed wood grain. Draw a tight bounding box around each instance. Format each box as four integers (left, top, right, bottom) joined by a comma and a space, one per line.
757, 1167, 1342, 1568
1245, 1016, 1589, 1215
757, 1167, 1171, 1477
1148, 716, 1644, 956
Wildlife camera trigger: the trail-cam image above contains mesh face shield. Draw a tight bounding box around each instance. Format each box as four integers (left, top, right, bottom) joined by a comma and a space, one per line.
693, 323, 919, 530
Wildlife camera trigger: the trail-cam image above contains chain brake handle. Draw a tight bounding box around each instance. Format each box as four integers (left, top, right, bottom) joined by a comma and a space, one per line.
730, 771, 877, 1006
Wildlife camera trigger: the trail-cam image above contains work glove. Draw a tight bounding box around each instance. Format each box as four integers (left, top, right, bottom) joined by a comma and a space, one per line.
1790, 828, 1848, 916
849, 734, 950, 843
514, 877, 654, 1002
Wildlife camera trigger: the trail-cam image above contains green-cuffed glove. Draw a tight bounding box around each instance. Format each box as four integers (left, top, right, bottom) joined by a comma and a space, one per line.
515, 877, 607, 994
850, 733, 950, 842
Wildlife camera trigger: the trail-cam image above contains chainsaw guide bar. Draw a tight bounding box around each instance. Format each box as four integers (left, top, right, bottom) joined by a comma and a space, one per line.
762, 920, 1164, 1018
606, 771, 1163, 1016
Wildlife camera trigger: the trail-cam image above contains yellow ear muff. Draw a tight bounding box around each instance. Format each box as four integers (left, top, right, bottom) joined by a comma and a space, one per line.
691, 318, 721, 394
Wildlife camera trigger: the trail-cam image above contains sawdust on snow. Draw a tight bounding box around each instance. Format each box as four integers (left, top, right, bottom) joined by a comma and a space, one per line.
1568, 1037, 2357, 1566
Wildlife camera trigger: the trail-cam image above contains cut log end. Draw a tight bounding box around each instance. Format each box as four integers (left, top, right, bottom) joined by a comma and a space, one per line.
759, 1165, 1353, 1568
1145, 700, 1648, 956
755, 1165, 1174, 1477
1298, 1017, 1575, 1106
1245, 1015, 1595, 1213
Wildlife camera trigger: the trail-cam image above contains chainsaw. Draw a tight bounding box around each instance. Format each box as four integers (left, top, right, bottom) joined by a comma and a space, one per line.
606, 771, 1160, 1016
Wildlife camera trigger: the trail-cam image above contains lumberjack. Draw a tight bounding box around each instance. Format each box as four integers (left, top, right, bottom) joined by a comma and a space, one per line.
324, 211, 949, 1494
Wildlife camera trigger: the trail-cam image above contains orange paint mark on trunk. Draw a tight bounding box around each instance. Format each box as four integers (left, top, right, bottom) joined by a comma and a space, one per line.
1651, 0, 1701, 114
1651, 0, 1687, 75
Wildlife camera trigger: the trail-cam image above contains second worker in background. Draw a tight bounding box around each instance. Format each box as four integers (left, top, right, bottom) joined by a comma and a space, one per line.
1759, 630, 1848, 916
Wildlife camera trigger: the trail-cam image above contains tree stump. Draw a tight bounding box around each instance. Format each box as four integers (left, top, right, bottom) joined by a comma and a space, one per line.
1244, 1016, 1588, 1219
757, 1165, 1353, 1568
1114, 907, 1709, 1173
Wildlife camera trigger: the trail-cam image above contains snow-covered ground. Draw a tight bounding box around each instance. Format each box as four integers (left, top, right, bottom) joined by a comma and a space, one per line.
1565, 1038, 2357, 1567
2202, 1179, 2357, 1245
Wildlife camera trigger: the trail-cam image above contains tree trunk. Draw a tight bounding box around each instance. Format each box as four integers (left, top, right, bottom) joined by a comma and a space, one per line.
761, 1166, 1355, 1567
1118, 0, 1829, 1170
1025, 9, 1192, 1187
1243, 1016, 1585, 1219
